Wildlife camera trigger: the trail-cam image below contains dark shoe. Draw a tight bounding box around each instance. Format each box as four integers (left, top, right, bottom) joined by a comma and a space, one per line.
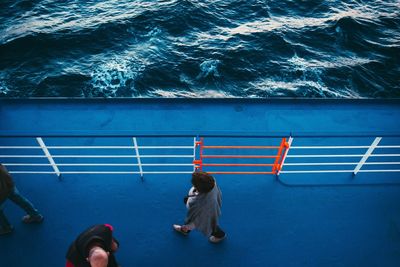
22, 214, 44, 224
209, 234, 226, 243
0, 226, 14, 235
173, 224, 190, 236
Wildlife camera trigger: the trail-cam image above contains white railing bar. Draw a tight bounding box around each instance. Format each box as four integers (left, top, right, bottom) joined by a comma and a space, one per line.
50, 155, 194, 158
280, 170, 354, 173
284, 162, 400, 166
65, 163, 193, 166
8, 171, 193, 174
0, 146, 194, 149
36, 137, 61, 177
3, 163, 194, 166
370, 154, 400, 157
44, 146, 193, 149
9, 171, 59, 174
4, 163, 55, 166
133, 137, 143, 178
287, 154, 400, 158
289, 145, 400, 149
354, 137, 382, 175
364, 162, 400, 165
0, 155, 48, 158
291, 146, 369, 149
358, 169, 400, 172
280, 169, 400, 174
0, 155, 194, 158
278, 137, 293, 176
286, 154, 364, 158
0, 146, 42, 149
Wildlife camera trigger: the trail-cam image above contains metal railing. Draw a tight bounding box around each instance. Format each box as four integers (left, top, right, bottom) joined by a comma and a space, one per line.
1, 135, 400, 180
280, 137, 400, 175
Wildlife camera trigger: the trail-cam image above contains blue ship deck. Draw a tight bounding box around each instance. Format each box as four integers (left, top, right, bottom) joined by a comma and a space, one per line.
1, 98, 400, 267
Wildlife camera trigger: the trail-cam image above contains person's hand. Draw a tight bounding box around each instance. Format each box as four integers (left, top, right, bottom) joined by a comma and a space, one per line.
111, 239, 119, 252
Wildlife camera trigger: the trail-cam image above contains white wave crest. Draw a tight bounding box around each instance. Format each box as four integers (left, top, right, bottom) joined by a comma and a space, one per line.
150, 89, 234, 98
0, 80, 10, 95
250, 78, 361, 98
90, 56, 145, 97
197, 60, 220, 79
287, 54, 375, 70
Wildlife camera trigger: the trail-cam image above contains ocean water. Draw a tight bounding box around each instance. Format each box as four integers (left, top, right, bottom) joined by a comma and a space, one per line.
0, 0, 399, 98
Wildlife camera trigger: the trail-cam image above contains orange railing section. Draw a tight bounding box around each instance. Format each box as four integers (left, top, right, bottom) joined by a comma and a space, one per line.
194, 138, 290, 175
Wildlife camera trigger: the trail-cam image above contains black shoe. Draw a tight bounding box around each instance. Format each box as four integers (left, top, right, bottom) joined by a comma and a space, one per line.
209, 234, 226, 243
0, 226, 14, 235
22, 214, 44, 224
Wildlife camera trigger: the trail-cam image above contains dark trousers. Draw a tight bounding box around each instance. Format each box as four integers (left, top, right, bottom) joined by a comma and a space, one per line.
0, 187, 40, 229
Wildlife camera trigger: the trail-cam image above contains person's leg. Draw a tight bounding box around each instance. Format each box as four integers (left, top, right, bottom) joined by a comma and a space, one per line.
7, 187, 43, 223
209, 225, 226, 243
211, 225, 225, 238
0, 201, 14, 235
173, 222, 195, 235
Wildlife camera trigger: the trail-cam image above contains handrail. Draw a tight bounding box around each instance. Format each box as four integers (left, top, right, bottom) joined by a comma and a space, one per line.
1, 135, 399, 183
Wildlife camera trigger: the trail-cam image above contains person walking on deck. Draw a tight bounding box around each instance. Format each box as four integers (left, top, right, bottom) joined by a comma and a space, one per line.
0, 164, 44, 235
173, 171, 226, 243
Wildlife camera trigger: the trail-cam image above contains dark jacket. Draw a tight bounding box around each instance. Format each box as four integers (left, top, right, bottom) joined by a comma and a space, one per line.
0, 164, 15, 202
66, 224, 119, 267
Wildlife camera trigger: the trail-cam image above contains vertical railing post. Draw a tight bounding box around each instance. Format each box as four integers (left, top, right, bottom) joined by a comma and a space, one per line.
36, 137, 61, 179
193, 137, 203, 171
273, 138, 287, 174
192, 137, 197, 173
132, 137, 144, 180
277, 136, 293, 176
353, 137, 382, 176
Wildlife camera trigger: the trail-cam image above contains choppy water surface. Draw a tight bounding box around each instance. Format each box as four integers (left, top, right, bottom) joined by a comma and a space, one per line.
0, 0, 399, 98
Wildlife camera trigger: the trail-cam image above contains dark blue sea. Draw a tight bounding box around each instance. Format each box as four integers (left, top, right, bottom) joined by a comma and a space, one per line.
0, 0, 399, 98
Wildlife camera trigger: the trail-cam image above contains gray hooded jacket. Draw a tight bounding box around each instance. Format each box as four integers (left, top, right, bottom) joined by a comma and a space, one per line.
185, 183, 222, 236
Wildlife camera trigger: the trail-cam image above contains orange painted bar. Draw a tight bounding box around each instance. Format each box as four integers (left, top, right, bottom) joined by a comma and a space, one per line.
203, 163, 274, 167
202, 155, 278, 158
203, 146, 280, 149
208, 171, 275, 174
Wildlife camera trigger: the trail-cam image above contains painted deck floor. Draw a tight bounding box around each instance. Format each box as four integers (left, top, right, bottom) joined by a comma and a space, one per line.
1, 99, 400, 267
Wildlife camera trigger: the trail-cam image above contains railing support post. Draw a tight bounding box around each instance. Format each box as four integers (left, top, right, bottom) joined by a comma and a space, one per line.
193, 137, 203, 171
353, 137, 382, 176
132, 137, 144, 180
273, 138, 288, 174
36, 137, 61, 179
192, 137, 197, 172
277, 137, 293, 176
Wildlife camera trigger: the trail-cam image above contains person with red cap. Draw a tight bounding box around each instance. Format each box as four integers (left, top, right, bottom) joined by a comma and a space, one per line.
66, 224, 120, 267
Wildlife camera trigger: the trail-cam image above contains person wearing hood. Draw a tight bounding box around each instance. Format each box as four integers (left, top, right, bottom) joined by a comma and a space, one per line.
173, 171, 226, 243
